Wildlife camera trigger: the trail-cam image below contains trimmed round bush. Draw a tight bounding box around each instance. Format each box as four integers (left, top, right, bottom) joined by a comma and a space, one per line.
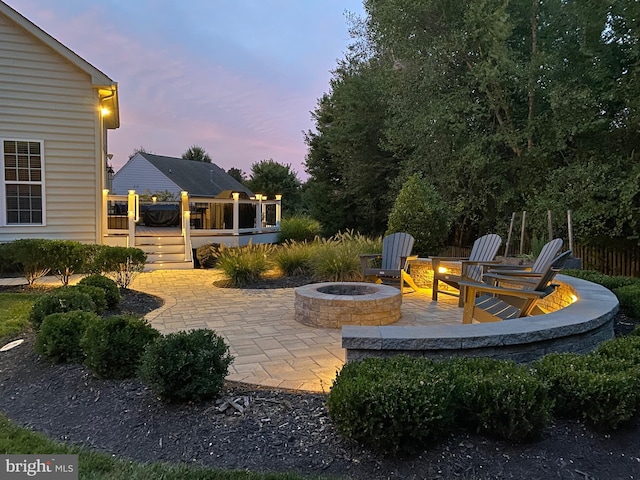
78, 274, 121, 309
35, 311, 99, 363
327, 356, 456, 454
612, 283, 640, 319
449, 358, 552, 441
534, 352, 640, 430
30, 289, 96, 330
138, 329, 234, 403
71, 285, 107, 314
81, 315, 159, 379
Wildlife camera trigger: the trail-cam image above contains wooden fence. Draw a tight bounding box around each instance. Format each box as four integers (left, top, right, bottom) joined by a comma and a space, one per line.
441, 243, 640, 278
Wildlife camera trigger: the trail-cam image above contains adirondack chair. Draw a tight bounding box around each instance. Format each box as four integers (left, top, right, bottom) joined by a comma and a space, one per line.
460, 250, 572, 324
431, 233, 502, 307
360, 232, 417, 293
484, 238, 563, 285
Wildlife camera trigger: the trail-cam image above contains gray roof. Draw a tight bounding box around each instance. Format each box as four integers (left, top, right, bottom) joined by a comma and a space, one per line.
141, 153, 253, 197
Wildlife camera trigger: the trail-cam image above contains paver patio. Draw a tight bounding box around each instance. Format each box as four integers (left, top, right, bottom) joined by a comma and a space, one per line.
130, 270, 460, 392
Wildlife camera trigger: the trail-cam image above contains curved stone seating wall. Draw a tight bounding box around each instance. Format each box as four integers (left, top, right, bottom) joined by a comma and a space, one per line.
342, 275, 619, 363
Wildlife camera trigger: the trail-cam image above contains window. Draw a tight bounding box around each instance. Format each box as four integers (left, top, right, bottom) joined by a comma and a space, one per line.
2, 140, 44, 225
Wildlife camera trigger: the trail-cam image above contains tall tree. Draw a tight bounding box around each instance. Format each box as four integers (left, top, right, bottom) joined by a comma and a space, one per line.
182, 145, 212, 163
304, 54, 400, 236
245, 159, 301, 216
305, 0, 640, 244
226, 167, 246, 184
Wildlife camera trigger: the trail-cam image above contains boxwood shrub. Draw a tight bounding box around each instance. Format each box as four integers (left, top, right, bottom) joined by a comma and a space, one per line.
449, 358, 552, 441
30, 289, 96, 330
35, 311, 99, 363
563, 270, 639, 290
612, 283, 640, 319
81, 315, 159, 379
71, 285, 107, 314
533, 352, 640, 430
78, 274, 121, 309
138, 329, 234, 403
327, 356, 457, 454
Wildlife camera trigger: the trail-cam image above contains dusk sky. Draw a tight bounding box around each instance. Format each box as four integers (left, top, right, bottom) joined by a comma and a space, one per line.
6, 0, 366, 180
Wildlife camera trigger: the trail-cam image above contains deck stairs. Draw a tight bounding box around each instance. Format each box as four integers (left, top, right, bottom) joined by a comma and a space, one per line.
135, 228, 193, 271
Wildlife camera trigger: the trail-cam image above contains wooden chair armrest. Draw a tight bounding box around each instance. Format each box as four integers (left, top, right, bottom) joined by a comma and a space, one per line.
459, 281, 547, 299
430, 256, 470, 261
461, 260, 502, 266
487, 265, 530, 272
402, 255, 419, 270
359, 254, 382, 270
485, 270, 540, 277
482, 273, 539, 288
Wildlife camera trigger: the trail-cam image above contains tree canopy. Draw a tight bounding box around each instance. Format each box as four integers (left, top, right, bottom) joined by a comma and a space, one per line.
245, 159, 302, 216
305, 0, 640, 246
182, 145, 212, 163
226, 167, 246, 184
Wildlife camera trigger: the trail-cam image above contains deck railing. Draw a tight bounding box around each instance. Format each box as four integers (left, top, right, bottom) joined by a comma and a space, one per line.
103, 190, 282, 246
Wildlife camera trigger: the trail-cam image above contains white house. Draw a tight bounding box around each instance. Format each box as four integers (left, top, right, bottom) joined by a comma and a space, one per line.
112, 153, 253, 199
0, 1, 119, 244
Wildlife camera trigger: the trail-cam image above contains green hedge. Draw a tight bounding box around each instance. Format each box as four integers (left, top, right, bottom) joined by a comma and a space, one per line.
78, 274, 121, 309
81, 315, 159, 379
138, 329, 234, 403
328, 357, 457, 453
329, 336, 640, 453
35, 311, 98, 363
30, 288, 96, 330
533, 349, 640, 430
450, 358, 552, 441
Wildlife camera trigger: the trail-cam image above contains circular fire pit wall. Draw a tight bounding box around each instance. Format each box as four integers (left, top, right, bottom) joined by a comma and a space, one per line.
294, 282, 402, 328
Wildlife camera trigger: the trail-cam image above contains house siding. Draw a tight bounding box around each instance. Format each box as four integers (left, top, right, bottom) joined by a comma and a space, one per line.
0, 11, 101, 243
112, 155, 182, 196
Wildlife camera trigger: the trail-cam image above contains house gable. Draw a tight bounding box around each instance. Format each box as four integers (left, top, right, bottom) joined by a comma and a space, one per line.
113, 153, 254, 198
112, 154, 182, 196
0, 1, 119, 243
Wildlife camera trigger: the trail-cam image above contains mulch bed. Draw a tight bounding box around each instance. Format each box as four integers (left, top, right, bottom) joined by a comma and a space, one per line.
0, 283, 639, 479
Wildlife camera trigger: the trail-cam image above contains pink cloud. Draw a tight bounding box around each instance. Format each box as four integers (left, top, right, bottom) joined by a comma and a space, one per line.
5, 0, 364, 180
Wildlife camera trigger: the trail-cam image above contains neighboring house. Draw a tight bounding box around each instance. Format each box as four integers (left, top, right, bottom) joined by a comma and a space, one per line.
0, 1, 119, 244
112, 153, 253, 198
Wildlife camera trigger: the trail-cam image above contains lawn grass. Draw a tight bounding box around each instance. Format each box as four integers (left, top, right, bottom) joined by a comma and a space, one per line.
0, 292, 326, 480
0, 293, 40, 340
0, 414, 316, 480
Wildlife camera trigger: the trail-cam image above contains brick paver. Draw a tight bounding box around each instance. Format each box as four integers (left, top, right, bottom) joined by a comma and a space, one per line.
130, 270, 459, 392
1, 270, 460, 393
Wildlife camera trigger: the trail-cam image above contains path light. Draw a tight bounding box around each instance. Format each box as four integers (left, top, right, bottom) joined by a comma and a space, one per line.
438, 266, 448, 274
0, 339, 24, 352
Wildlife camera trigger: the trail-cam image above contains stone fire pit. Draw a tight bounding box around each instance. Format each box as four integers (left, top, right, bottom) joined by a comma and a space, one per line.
294, 282, 402, 328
